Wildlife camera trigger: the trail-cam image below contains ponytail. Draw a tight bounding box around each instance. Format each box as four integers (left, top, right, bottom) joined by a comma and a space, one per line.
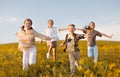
21, 25, 33, 31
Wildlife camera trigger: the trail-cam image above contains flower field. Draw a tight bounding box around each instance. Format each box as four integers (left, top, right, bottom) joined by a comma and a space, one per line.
0, 40, 120, 77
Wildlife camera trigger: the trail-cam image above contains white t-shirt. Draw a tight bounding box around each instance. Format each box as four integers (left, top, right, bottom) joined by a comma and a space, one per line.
44, 27, 59, 42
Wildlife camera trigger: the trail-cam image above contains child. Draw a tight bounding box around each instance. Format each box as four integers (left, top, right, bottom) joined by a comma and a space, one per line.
77, 21, 113, 63
43, 19, 67, 62
60, 24, 84, 76
16, 18, 51, 70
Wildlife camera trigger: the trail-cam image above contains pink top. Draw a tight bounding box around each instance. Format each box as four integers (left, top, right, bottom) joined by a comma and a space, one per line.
16, 29, 51, 51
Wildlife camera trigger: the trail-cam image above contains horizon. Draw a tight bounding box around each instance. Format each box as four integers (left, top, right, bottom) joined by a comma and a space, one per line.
1, 40, 120, 45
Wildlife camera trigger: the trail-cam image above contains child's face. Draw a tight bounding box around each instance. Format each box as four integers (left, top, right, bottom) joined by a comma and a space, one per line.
68, 26, 75, 33
24, 20, 32, 29
89, 22, 95, 29
48, 20, 53, 28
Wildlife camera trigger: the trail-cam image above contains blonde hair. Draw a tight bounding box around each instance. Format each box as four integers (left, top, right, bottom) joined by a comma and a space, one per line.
48, 19, 54, 23
68, 24, 76, 28
90, 21, 95, 26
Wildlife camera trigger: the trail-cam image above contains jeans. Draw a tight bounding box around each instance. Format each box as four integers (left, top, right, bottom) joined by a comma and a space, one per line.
88, 45, 98, 63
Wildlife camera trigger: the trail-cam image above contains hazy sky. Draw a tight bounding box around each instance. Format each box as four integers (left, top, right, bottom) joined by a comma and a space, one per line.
0, 0, 120, 44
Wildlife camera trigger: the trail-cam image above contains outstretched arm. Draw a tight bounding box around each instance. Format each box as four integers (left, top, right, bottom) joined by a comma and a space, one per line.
34, 30, 51, 41
59, 28, 68, 31
101, 33, 113, 39
76, 28, 83, 31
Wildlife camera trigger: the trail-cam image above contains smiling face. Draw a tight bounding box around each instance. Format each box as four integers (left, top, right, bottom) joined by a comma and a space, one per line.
48, 20, 54, 28
89, 22, 95, 30
68, 24, 75, 34
24, 19, 32, 30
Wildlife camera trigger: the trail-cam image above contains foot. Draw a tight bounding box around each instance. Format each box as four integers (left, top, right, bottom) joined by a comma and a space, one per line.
46, 53, 50, 59
75, 61, 79, 67
70, 73, 74, 77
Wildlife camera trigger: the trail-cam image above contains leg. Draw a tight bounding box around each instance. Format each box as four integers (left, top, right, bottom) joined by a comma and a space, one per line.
88, 46, 93, 58
93, 45, 98, 63
46, 42, 52, 59
52, 41, 57, 62
29, 47, 36, 65
68, 52, 75, 76
52, 48, 56, 62
22, 51, 29, 70
47, 42, 52, 53
74, 51, 80, 67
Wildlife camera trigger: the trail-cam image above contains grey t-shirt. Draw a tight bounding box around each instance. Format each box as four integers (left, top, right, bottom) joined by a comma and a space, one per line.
83, 29, 102, 46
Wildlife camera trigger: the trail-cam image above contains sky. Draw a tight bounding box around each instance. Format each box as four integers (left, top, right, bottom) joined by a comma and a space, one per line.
0, 0, 120, 44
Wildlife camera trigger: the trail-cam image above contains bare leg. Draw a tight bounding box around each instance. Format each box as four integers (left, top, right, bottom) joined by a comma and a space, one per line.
52, 48, 56, 62
48, 46, 52, 53
46, 43, 52, 59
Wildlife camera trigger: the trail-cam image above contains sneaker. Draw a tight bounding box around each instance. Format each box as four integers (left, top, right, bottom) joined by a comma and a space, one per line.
46, 53, 50, 59
75, 62, 79, 67
70, 73, 74, 77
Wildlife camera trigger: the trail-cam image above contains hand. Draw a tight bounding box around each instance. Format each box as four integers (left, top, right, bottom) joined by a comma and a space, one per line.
16, 32, 19, 36
76, 28, 82, 31
59, 43, 64, 47
109, 34, 113, 39
39, 40, 43, 44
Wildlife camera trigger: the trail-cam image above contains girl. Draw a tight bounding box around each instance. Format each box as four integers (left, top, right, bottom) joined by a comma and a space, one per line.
77, 21, 113, 63
16, 18, 51, 70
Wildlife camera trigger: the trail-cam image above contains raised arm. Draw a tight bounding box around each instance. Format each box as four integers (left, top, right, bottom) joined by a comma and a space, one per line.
101, 33, 113, 39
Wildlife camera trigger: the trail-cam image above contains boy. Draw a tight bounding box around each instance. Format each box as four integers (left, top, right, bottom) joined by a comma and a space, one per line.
44, 19, 67, 62
60, 24, 84, 76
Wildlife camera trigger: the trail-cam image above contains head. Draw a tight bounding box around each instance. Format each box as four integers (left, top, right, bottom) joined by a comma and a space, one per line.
48, 19, 54, 28
68, 24, 76, 34
21, 18, 33, 31
89, 21, 95, 30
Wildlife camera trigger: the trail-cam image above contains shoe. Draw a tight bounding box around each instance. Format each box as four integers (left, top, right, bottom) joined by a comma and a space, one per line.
46, 53, 50, 59
75, 62, 79, 67
70, 73, 74, 77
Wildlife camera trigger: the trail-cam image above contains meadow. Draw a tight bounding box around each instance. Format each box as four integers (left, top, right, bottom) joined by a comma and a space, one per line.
0, 40, 120, 77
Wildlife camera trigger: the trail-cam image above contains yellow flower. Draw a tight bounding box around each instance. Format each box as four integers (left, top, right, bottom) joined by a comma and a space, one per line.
109, 63, 116, 70
46, 75, 50, 77
90, 73, 95, 77
46, 64, 50, 68
114, 69, 120, 77
85, 69, 91, 75
78, 66, 83, 71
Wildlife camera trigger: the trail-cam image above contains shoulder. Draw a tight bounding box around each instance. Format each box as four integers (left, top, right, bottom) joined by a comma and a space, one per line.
83, 29, 89, 34
73, 33, 78, 36
52, 27, 58, 30
19, 31, 25, 34
65, 34, 69, 37
31, 29, 38, 34
94, 30, 101, 33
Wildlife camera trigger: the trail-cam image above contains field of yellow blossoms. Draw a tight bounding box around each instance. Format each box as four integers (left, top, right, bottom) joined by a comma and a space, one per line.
0, 40, 120, 77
